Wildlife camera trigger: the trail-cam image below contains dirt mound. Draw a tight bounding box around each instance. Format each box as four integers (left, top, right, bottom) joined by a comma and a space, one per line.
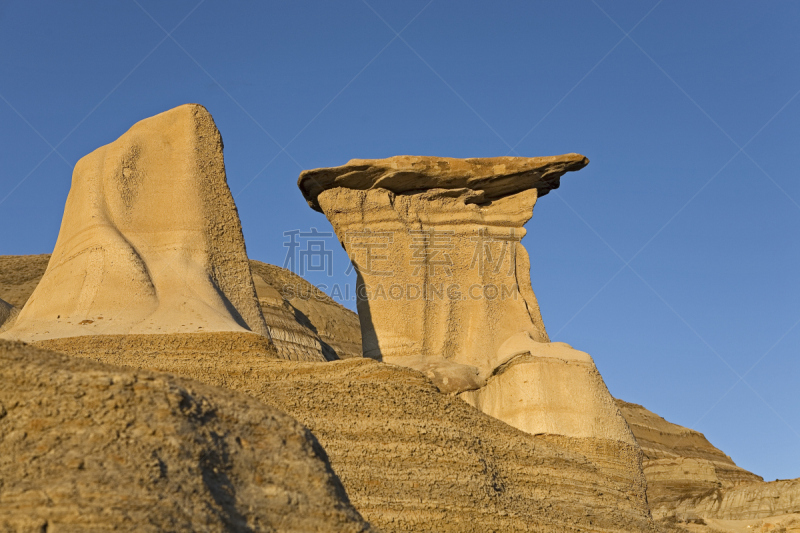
41, 337, 656, 533
0, 340, 372, 532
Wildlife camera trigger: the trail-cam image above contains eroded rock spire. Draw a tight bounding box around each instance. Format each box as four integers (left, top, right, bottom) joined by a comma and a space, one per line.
1, 104, 269, 342
299, 154, 635, 444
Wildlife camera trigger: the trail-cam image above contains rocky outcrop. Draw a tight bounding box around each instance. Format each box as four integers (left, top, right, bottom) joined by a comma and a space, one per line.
616, 399, 762, 485
0, 298, 17, 331
670, 479, 800, 521
250, 260, 362, 361
616, 400, 763, 515
0, 254, 49, 308
46, 340, 656, 533
0, 340, 372, 532
1, 104, 269, 343
299, 155, 635, 446
617, 399, 800, 530
0, 254, 361, 362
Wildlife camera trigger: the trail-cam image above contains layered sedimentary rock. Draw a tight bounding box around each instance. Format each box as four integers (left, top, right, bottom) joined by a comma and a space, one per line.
0, 340, 372, 532
250, 260, 362, 360
618, 400, 800, 528
1, 104, 269, 343
299, 155, 634, 444
617, 400, 762, 488
0, 298, 17, 331
0, 254, 49, 308
49, 340, 655, 533
669, 479, 800, 522
0, 253, 361, 362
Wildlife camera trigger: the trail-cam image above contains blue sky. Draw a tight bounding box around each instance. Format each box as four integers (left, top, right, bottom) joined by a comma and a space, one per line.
1, 1, 798, 482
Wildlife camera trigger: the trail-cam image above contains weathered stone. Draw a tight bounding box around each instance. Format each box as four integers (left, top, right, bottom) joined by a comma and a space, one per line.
1, 105, 269, 342
298, 155, 635, 445
0, 254, 362, 362
677, 479, 800, 521
0, 340, 372, 532
0, 298, 17, 331
617, 399, 800, 527
41, 339, 655, 533
0, 254, 49, 308
250, 260, 363, 361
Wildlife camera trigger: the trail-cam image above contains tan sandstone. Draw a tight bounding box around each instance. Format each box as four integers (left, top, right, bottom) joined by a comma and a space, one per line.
0, 254, 360, 363
0, 340, 372, 532
0, 297, 17, 331
37, 336, 656, 533
617, 400, 800, 531
1, 104, 269, 343
298, 155, 635, 445
250, 260, 362, 361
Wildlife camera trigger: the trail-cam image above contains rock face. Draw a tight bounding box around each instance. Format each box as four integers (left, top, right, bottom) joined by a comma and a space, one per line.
0, 297, 17, 331
250, 260, 362, 361
669, 479, 800, 522
298, 155, 635, 445
0, 254, 49, 308
44, 340, 655, 533
618, 399, 761, 515
0, 253, 362, 363
1, 104, 269, 343
0, 340, 372, 532
618, 400, 800, 528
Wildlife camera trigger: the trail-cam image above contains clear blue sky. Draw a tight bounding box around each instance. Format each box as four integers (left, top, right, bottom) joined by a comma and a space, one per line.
1, 1, 798, 482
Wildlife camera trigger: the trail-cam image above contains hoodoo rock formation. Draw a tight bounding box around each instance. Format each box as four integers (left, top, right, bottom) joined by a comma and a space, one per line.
0, 104, 269, 343
299, 155, 635, 445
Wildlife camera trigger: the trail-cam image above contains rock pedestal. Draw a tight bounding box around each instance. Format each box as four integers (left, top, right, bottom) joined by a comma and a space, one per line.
299, 155, 635, 444
1, 104, 269, 342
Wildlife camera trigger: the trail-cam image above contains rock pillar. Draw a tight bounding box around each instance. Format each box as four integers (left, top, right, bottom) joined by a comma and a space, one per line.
1, 104, 270, 342
299, 155, 635, 444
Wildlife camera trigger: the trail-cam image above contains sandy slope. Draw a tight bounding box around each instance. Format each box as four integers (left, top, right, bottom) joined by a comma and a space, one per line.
0, 340, 372, 532
35, 334, 656, 533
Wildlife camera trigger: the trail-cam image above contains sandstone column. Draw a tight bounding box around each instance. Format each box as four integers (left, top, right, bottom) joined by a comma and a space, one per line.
299, 155, 635, 445
1, 104, 270, 342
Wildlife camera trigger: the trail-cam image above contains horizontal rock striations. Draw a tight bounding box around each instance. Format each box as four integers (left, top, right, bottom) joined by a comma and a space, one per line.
669, 479, 800, 522
0, 254, 361, 363
0, 340, 372, 532
617, 399, 762, 517
1, 104, 269, 342
50, 342, 656, 533
0, 298, 17, 331
299, 155, 635, 446
250, 260, 363, 361
617, 400, 800, 528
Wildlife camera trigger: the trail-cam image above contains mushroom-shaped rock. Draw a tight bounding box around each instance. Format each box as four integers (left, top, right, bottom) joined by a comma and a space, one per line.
1, 104, 269, 342
299, 155, 635, 445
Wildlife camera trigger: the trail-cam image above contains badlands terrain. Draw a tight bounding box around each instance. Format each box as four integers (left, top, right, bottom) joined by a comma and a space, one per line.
1, 104, 797, 532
